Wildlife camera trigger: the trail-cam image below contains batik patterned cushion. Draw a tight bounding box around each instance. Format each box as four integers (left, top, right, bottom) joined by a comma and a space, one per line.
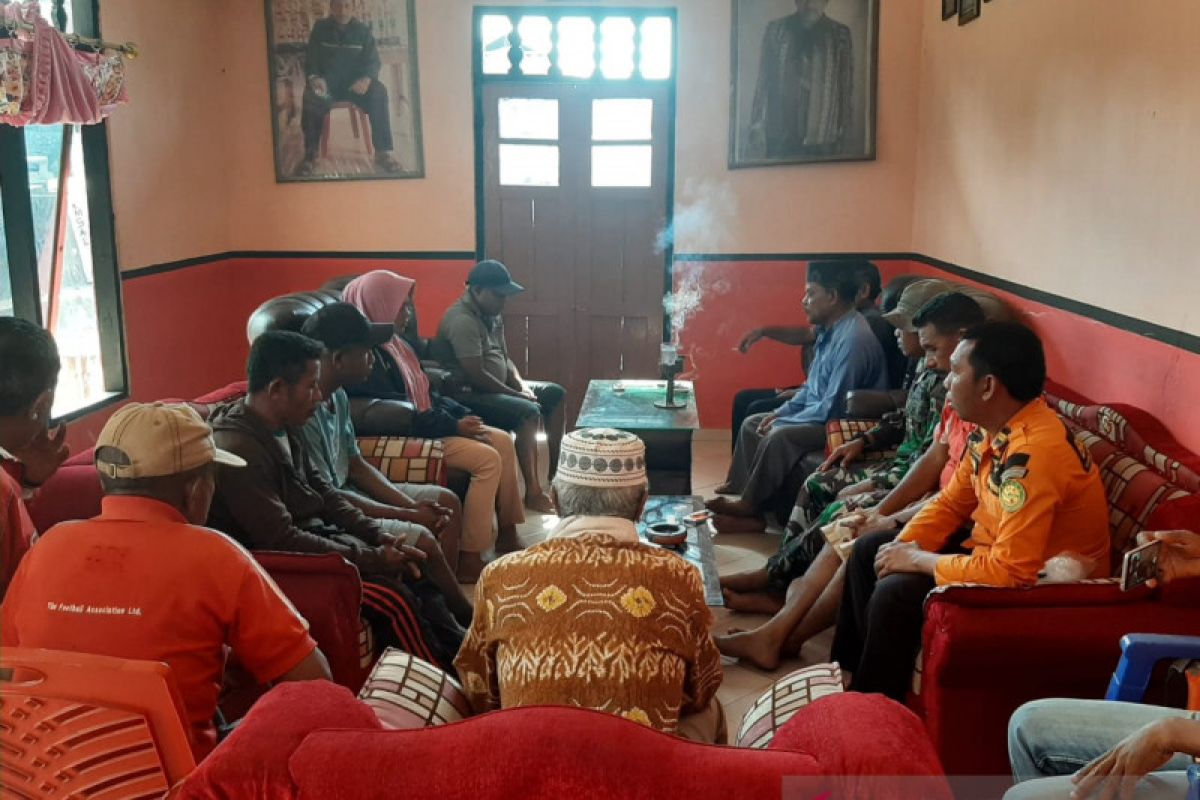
736, 662, 844, 749
358, 436, 446, 485
357, 648, 471, 730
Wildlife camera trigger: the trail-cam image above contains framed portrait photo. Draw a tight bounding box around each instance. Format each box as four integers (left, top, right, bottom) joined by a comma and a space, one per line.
730, 0, 880, 168
942, 0, 958, 20
959, 0, 981, 25
265, 0, 425, 183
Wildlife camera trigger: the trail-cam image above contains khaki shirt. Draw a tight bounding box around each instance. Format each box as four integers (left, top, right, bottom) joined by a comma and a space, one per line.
435, 292, 510, 385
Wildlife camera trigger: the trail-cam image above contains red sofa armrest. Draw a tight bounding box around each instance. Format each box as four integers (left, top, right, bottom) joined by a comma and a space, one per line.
252, 551, 367, 692
917, 584, 1200, 776
26, 463, 102, 532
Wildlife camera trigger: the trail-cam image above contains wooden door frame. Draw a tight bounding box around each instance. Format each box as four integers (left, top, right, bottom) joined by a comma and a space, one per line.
471, 5, 679, 342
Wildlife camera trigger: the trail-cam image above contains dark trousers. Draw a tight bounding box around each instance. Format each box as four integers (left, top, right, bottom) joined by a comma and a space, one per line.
831, 529, 969, 701
730, 389, 787, 452
301, 79, 393, 157
361, 574, 464, 671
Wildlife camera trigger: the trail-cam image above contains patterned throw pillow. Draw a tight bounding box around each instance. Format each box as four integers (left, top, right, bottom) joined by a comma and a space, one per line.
358, 436, 446, 486
736, 662, 844, 749
357, 648, 471, 730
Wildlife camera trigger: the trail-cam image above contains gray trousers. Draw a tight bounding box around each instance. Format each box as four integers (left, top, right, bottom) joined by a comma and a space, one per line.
726, 413, 826, 510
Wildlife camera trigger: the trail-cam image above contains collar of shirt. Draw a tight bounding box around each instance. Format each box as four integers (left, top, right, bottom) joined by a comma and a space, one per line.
983, 398, 1048, 458
548, 515, 641, 544
99, 495, 189, 525
461, 292, 499, 332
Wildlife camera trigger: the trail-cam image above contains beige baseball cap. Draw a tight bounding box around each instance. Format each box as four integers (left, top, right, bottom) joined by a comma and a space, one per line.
95, 402, 245, 479
882, 279, 953, 333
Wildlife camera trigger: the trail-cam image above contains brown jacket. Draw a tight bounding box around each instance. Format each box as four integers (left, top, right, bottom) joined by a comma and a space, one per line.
208, 399, 392, 574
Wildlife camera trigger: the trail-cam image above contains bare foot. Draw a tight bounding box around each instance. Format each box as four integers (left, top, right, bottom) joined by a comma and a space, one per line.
719, 568, 771, 593
456, 552, 486, 584
705, 497, 756, 518
525, 492, 556, 514
713, 483, 738, 496
712, 513, 767, 534
722, 588, 785, 614
714, 629, 783, 672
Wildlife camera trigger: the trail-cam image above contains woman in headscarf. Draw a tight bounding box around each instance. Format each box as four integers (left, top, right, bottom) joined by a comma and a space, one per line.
343, 270, 524, 581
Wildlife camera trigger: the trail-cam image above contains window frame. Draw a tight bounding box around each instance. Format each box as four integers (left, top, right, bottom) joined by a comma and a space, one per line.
0, 0, 128, 422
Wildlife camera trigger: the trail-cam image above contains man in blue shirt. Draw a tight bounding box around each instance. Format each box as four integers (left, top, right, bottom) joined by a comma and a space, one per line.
708, 262, 887, 530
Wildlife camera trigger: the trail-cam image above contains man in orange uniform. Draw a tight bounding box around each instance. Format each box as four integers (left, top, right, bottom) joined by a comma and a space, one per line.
832, 322, 1110, 700
1, 403, 331, 760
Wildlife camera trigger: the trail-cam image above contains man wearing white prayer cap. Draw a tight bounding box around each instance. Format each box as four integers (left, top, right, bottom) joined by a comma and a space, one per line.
455, 428, 726, 743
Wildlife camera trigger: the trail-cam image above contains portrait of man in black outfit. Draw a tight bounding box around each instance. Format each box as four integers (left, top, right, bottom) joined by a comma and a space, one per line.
266, 0, 424, 182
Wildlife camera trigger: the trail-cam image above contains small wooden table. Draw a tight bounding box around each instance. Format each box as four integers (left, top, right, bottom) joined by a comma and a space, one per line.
639, 496, 723, 607
575, 379, 699, 495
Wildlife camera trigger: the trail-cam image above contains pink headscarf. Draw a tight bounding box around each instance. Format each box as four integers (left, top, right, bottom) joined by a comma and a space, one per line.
342, 271, 433, 412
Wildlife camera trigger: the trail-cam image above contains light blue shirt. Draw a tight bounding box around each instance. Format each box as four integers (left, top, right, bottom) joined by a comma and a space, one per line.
775, 310, 888, 426
299, 388, 360, 490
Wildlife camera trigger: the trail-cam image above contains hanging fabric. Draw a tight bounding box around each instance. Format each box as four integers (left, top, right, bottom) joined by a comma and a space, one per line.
0, 0, 129, 126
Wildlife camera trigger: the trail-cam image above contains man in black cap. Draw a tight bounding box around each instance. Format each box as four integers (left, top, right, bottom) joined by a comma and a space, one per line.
434, 260, 565, 514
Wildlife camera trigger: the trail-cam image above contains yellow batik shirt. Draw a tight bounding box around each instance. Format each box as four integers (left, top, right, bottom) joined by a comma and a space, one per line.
898, 398, 1111, 586
454, 516, 722, 734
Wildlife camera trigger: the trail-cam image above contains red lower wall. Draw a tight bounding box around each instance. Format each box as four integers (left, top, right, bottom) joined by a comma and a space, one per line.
68, 253, 1200, 460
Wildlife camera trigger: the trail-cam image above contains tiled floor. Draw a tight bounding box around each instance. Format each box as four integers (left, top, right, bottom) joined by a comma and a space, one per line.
467, 433, 833, 739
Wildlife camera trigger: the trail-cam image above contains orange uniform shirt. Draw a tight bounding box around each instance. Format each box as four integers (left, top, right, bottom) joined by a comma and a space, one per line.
899, 399, 1111, 587
1, 496, 317, 759
0, 457, 36, 598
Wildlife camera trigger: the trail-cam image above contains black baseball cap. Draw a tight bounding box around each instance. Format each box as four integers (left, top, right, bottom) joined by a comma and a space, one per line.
301, 303, 393, 350
466, 260, 524, 295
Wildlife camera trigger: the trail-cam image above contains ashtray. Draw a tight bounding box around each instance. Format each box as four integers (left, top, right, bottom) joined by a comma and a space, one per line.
645, 522, 688, 546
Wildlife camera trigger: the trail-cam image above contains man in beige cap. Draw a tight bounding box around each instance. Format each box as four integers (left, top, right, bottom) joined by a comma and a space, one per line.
455, 428, 726, 743
0, 402, 331, 761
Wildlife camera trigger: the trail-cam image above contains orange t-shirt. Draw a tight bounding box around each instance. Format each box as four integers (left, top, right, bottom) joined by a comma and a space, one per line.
1, 496, 317, 759
0, 458, 36, 599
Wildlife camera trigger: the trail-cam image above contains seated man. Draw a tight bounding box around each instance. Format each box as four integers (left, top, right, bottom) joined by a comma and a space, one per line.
1006, 531, 1200, 800
0, 318, 68, 596
715, 292, 985, 670
299, 303, 472, 621
709, 261, 888, 530
0, 403, 330, 760
434, 259, 565, 514
208, 331, 466, 669
296, 0, 401, 176
731, 264, 916, 444
832, 322, 1112, 701
455, 428, 725, 743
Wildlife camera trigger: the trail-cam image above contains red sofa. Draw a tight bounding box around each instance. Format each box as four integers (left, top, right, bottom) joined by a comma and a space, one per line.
912, 392, 1200, 776
175, 681, 952, 800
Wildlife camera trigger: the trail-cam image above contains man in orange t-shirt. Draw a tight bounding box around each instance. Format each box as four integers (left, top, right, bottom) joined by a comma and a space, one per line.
0, 318, 71, 597
1, 403, 331, 760
832, 322, 1110, 701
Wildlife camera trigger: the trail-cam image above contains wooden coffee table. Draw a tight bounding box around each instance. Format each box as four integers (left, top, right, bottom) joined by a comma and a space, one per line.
575, 379, 699, 495
639, 495, 723, 607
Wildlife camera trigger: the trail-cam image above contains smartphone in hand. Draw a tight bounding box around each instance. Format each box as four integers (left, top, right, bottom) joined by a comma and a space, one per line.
1120, 540, 1162, 591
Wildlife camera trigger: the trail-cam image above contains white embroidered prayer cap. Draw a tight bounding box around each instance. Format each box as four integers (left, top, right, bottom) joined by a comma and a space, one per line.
556, 428, 647, 489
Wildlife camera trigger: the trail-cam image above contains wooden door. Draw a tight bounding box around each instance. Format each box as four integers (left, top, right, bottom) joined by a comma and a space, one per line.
481, 81, 672, 421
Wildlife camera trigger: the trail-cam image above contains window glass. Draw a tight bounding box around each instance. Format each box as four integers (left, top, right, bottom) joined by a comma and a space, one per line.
499, 144, 559, 187
639, 17, 673, 80
0, 193, 11, 317
50, 127, 107, 417
516, 16, 552, 76
593, 99, 653, 142
598, 17, 636, 80
591, 145, 652, 188
557, 17, 596, 79
24, 126, 65, 322
481, 15, 514, 75
499, 98, 558, 141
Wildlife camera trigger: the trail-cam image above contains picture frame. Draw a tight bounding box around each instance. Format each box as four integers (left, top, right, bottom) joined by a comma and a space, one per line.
959, 0, 981, 25
942, 0, 958, 20
729, 0, 880, 168
264, 0, 425, 183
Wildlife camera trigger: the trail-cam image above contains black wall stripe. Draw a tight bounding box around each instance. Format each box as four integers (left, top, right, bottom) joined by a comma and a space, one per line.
121, 250, 478, 280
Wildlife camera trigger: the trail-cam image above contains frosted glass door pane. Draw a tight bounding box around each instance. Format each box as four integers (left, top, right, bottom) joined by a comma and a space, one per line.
639, 18, 673, 80
499, 99, 559, 141
557, 17, 596, 79
592, 145, 652, 187
593, 99, 653, 141
500, 144, 559, 187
